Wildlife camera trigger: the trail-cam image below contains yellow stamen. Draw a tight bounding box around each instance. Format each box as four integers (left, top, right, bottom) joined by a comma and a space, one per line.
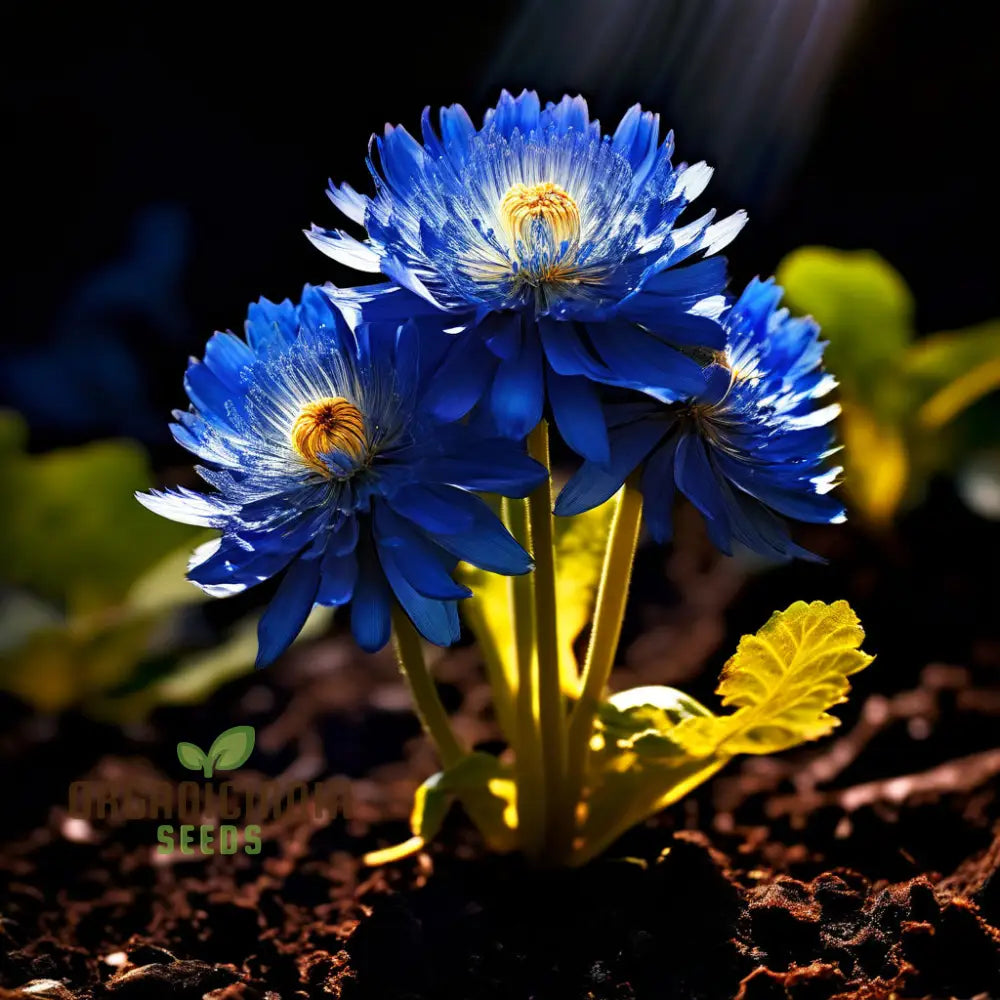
500, 181, 580, 251
291, 397, 367, 476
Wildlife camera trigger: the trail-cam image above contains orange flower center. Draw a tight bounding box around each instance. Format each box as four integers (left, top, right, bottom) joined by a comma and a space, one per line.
499, 181, 581, 252
291, 397, 367, 475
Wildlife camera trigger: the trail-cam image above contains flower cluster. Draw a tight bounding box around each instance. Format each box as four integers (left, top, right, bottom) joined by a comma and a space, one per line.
141, 90, 843, 664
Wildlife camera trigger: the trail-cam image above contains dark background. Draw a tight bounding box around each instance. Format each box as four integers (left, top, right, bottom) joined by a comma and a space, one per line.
5, 0, 998, 460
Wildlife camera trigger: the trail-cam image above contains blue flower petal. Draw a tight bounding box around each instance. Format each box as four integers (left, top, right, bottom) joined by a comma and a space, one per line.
546, 368, 610, 464
555, 416, 667, 516
639, 437, 678, 544
481, 312, 523, 361
183, 359, 238, 428
612, 104, 660, 179
437, 519, 533, 575
351, 537, 393, 653
712, 473, 822, 562
439, 102, 477, 168
674, 432, 730, 533
379, 539, 461, 647
387, 483, 478, 535
421, 332, 497, 421
419, 437, 547, 496
537, 318, 610, 381
490, 324, 544, 438
203, 332, 254, 390
714, 452, 846, 524
588, 321, 706, 396
373, 501, 470, 601
256, 558, 321, 668
245, 297, 299, 353
316, 548, 358, 606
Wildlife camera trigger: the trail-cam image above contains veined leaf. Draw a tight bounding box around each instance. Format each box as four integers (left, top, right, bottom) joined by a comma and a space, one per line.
672, 600, 873, 757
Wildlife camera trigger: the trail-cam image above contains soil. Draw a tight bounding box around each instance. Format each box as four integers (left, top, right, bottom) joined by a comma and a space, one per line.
1, 487, 999, 1000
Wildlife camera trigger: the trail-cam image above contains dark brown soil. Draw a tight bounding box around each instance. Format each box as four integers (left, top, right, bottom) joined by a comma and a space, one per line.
2, 494, 999, 999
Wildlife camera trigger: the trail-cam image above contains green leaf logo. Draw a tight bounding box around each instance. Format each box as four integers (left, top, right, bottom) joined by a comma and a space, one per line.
176, 725, 256, 778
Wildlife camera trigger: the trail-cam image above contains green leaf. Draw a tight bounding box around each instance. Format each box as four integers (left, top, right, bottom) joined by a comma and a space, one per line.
671, 600, 873, 757
0, 413, 200, 613
96, 607, 334, 720
207, 725, 256, 773
776, 247, 914, 410
0, 410, 27, 457
413, 752, 510, 835
599, 685, 714, 759
410, 771, 451, 842
125, 531, 216, 615
0, 608, 155, 713
458, 561, 516, 703
901, 320, 1000, 429
902, 319, 1000, 393
365, 753, 515, 865
176, 742, 207, 772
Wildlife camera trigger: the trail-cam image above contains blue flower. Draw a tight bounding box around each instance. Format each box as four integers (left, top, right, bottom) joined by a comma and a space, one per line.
308, 89, 747, 461
138, 286, 546, 666
555, 278, 845, 560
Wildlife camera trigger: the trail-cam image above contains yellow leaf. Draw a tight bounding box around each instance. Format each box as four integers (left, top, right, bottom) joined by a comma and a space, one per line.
459, 493, 617, 701
553, 494, 617, 693
671, 600, 873, 757
457, 559, 517, 727
839, 401, 909, 525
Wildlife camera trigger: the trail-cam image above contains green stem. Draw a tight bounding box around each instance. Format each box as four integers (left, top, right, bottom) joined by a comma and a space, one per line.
391, 604, 464, 768
503, 496, 543, 857
559, 472, 644, 860
526, 421, 568, 859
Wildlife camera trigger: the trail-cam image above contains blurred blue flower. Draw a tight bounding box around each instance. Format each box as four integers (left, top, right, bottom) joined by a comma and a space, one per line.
308, 90, 746, 461
555, 278, 845, 560
138, 287, 545, 665
2, 204, 191, 441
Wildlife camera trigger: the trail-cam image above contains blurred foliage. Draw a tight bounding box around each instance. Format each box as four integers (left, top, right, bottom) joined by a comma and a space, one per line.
0, 411, 329, 717
0, 412, 197, 612
777, 248, 1000, 524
